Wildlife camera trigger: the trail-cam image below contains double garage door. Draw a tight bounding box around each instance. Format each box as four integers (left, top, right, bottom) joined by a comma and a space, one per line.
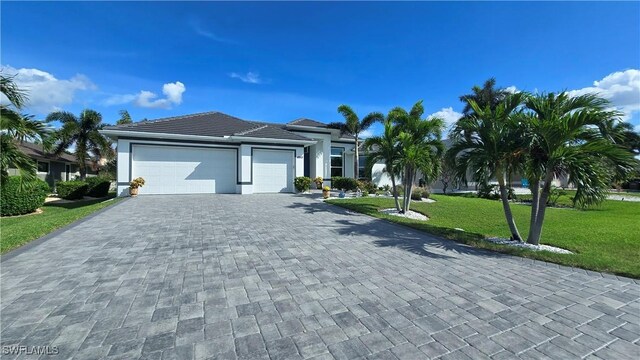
131, 145, 293, 194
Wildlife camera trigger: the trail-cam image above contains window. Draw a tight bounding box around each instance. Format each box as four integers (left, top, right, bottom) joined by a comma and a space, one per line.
37, 161, 49, 174
330, 147, 343, 177
358, 155, 370, 178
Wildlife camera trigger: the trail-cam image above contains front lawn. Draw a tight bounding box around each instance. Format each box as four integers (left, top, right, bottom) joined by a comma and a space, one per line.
1, 196, 123, 254
327, 195, 640, 278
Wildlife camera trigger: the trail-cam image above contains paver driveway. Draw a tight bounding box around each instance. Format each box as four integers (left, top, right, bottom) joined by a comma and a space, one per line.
1, 194, 639, 360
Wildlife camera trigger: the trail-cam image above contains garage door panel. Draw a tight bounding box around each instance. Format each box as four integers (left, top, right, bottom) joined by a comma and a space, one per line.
252, 149, 293, 193
132, 145, 236, 194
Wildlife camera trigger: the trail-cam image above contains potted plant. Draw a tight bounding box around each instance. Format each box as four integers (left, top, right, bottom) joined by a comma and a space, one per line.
314, 177, 323, 189
129, 177, 145, 196
322, 185, 330, 199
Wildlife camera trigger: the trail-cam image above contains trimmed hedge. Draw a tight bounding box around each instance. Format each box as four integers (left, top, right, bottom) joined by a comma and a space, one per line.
56, 181, 89, 200
1, 176, 50, 216
85, 176, 111, 197
331, 177, 359, 191
294, 176, 311, 192
411, 186, 431, 200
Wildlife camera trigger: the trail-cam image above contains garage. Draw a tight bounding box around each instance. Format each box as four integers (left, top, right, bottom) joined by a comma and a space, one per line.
252, 149, 294, 193
131, 145, 237, 194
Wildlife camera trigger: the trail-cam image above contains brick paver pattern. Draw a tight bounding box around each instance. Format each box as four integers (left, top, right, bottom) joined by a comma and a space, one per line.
1, 194, 639, 359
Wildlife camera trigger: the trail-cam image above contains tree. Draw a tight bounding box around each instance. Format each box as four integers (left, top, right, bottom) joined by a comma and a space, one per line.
116, 110, 133, 125
46, 109, 114, 180
363, 118, 402, 211
448, 93, 528, 241
328, 105, 384, 179
438, 158, 456, 195
390, 100, 445, 213
459, 77, 509, 116
0, 74, 49, 183
523, 92, 637, 245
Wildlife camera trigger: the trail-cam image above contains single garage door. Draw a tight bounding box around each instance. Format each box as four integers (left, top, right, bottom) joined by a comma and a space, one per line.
131, 145, 237, 194
252, 149, 294, 193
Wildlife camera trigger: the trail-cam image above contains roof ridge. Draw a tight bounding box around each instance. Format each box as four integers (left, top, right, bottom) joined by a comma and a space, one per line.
234, 124, 269, 136
110, 111, 226, 128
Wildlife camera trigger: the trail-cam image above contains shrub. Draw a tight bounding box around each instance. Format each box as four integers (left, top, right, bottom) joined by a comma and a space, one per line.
56, 180, 89, 200
130, 177, 145, 189
411, 187, 431, 200
1, 177, 50, 216
477, 182, 500, 200
85, 176, 111, 198
294, 176, 311, 192
331, 177, 359, 191
357, 179, 377, 194
393, 184, 404, 196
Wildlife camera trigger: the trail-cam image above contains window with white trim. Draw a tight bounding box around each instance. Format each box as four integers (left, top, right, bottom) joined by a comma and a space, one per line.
37, 161, 50, 174
330, 147, 343, 177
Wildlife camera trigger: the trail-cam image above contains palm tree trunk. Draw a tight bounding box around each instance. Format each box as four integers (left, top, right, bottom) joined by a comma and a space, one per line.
527, 171, 553, 245
405, 170, 414, 213
528, 178, 540, 241
497, 172, 522, 241
390, 172, 401, 212
354, 136, 359, 179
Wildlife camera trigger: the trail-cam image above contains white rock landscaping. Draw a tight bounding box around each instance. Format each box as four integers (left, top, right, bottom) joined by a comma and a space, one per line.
485, 237, 573, 254
379, 208, 428, 221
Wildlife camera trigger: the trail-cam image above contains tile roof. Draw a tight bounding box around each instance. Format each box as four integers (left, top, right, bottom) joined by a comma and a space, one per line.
17, 142, 76, 163
287, 118, 328, 128
103, 111, 313, 142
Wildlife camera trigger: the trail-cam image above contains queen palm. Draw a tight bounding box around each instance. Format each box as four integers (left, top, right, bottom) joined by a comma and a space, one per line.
390, 100, 444, 213
328, 105, 384, 179
523, 92, 637, 245
0, 75, 49, 183
363, 118, 402, 211
448, 92, 528, 241
46, 109, 113, 180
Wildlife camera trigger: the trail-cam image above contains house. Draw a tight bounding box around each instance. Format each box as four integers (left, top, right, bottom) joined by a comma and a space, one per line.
100, 112, 358, 196
7, 142, 95, 188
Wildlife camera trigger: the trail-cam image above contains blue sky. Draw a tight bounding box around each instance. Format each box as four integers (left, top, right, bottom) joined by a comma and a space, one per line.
2, 1, 639, 135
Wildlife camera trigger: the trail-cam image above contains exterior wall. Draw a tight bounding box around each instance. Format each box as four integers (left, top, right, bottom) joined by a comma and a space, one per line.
115, 138, 303, 196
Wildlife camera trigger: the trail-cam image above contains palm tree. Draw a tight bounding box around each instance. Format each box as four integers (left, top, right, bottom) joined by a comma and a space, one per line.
0, 74, 49, 183
448, 92, 528, 241
390, 100, 445, 213
328, 105, 384, 179
523, 92, 637, 245
46, 109, 113, 180
459, 78, 509, 116
364, 118, 402, 211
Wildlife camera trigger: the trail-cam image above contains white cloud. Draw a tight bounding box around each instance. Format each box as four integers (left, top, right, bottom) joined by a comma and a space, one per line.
0, 65, 95, 112
568, 69, 640, 121
230, 72, 262, 84
359, 129, 374, 139
504, 85, 519, 94
428, 107, 463, 132
105, 81, 186, 109
189, 19, 235, 44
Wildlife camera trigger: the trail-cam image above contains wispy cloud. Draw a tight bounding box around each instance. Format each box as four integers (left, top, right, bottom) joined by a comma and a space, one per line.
189, 18, 235, 44
230, 72, 263, 84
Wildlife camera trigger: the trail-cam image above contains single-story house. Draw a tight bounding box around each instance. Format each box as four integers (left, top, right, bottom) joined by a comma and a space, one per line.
100, 112, 360, 196
7, 142, 96, 188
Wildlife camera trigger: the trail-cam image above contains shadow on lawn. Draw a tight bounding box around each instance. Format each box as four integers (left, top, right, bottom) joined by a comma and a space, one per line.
45, 196, 115, 209
289, 198, 501, 260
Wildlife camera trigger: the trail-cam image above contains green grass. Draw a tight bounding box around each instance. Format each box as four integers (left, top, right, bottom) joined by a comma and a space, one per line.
1, 196, 123, 254
327, 195, 640, 278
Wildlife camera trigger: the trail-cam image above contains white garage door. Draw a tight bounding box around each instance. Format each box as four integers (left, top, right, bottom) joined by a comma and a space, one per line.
132, 145, 237, 194
252, 149, 293, 193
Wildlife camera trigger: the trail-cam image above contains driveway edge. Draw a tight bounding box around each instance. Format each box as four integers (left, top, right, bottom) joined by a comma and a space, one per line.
1, 197, 130, 262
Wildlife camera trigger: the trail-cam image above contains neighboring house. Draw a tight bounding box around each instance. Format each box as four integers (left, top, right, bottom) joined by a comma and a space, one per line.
7, 142, 96, 188
100, 112, 358, 196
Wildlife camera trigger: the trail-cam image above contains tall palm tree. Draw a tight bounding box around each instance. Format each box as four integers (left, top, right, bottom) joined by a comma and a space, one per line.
364, 118, 402, 211
390, 100, 445, 213
116, 109, 133, 125
0, 74, 49, 183
328, 105, 384, 179
46, 109, 113, 180
448, 92, 528, 241
523, 92, 637, 245
459, 78, 509, 116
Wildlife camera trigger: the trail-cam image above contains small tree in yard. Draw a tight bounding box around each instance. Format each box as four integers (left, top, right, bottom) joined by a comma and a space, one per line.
390, 100, 444, 214
439, 158, 456, 195
522, 92, 637, 245
328, 105, 384, 179
364, 118, 402, 211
